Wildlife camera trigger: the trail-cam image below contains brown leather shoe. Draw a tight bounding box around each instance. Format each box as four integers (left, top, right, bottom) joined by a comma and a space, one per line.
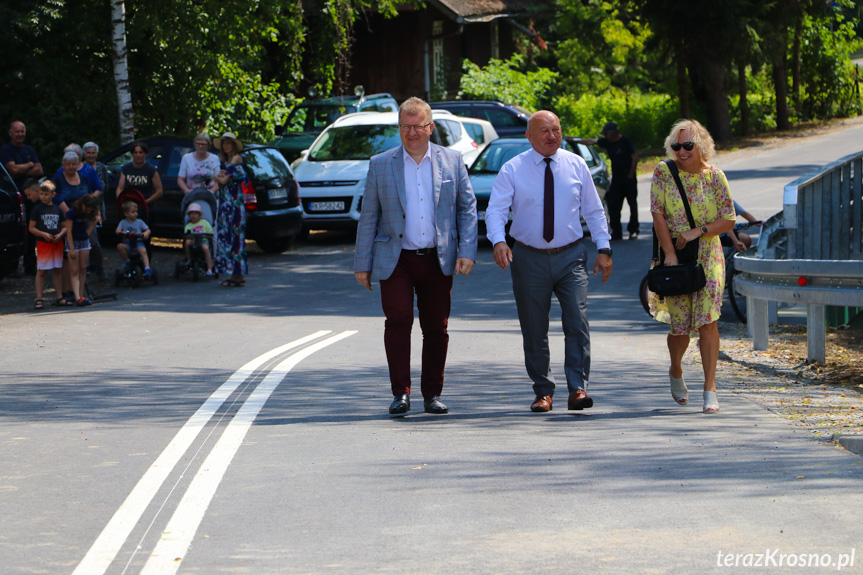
568, 388, 593, 410
530, 395, 553, 412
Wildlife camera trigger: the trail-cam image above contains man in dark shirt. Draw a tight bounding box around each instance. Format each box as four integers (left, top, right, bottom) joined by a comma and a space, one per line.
580, 122, 639, 240
0, 121, 44, 274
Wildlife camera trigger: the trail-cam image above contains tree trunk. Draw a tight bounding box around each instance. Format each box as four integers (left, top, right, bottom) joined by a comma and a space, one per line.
791, 18, 802, 116
774, 50, 790, 131
700, 57, 732, 142
676, 41, 690, 118
737, 60, 749, 135
111, 0, 135, 144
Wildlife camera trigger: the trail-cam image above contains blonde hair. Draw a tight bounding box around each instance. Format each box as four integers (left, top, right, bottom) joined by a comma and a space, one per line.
38, 180, 56, 194
664, 119, 715, 162
399, 97, 432, 123
121, 201, 138, 214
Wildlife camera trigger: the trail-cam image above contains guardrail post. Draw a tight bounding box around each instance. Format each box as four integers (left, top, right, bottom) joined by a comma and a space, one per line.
807, 304, 826, 363
750, 297, 770, 350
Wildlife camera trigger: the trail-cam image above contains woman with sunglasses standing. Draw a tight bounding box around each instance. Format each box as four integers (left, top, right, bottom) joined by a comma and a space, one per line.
648, 119, 736, 414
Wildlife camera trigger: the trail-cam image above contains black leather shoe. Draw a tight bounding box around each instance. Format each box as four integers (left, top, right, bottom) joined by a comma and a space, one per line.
389, 394, 410, 415
423, 396, 448, 414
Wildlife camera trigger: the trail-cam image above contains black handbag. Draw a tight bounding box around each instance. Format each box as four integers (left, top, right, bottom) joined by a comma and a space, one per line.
647, 160, 707, 298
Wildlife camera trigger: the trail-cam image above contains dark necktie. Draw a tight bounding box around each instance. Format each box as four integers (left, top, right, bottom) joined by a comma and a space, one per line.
543, 157, 554, 243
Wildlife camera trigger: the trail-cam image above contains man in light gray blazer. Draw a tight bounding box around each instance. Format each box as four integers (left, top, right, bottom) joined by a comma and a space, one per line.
355, 97, 478, 416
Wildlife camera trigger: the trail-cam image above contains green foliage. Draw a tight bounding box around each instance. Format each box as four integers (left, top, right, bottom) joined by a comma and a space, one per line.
457, 55, 558, 112
547, 1, 651, 98
554, 88, 680, 149
199, 58, 295, 142
798, 8, 862, 118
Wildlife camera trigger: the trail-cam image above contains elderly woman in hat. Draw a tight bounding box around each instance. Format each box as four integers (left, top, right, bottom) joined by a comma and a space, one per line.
178, 133, 220, 194
213, 132, 248, 287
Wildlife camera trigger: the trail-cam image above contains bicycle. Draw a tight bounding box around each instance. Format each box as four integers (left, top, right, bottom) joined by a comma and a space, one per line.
638, 221, 761, 323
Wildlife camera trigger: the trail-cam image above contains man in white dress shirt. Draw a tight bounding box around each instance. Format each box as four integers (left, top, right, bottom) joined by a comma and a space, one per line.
486, 110, 612, 413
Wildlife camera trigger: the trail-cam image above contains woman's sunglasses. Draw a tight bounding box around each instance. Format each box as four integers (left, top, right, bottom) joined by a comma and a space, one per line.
671, 141, 695, 152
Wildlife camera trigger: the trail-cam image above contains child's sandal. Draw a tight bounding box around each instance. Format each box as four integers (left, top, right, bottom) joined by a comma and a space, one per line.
34, 299, 43, 310
56, 297, 73, 307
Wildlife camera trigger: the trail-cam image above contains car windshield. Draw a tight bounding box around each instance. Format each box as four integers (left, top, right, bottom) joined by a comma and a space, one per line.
243, 148, 293, 179
309, 124, 401, 161
284, 104, 357, 133
469, 142, 532, 174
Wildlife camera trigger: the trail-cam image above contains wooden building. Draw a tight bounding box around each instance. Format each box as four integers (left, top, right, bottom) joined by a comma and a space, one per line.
335, 0, 549, 101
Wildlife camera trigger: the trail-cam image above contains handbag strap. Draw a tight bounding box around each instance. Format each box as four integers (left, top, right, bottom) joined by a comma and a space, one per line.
652, 159, 698, 261
663, 159, 697, 229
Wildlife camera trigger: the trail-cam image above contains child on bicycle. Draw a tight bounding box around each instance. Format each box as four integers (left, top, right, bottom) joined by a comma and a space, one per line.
116, 200, 152, 278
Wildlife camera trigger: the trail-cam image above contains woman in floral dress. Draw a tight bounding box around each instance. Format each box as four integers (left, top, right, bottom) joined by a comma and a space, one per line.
649, 119, 736, 414
213, 132, 248, 287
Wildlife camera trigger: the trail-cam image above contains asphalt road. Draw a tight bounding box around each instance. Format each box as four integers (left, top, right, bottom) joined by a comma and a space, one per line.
2, 124, 863, 574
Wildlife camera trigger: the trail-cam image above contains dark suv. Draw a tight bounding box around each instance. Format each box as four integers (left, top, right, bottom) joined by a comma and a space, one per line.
429, 100, 530, 137
271, 92, 399, 163
0, 164, 25, 280
100, 138, 303, 253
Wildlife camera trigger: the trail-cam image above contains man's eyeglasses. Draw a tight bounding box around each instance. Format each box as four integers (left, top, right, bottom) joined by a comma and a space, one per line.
399, 122, 432, 134
670, 141, 695, 152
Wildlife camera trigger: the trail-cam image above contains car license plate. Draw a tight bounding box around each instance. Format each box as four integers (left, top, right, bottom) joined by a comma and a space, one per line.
309, 201, 345, 212
268, 187, 288, 200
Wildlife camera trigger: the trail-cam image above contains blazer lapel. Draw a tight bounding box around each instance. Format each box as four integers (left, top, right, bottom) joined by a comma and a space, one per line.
389, 146, 407, 212
431, 144, 443, 207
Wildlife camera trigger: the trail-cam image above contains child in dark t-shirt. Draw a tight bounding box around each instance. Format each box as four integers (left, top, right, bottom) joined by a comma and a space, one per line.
29, 181, 68, 308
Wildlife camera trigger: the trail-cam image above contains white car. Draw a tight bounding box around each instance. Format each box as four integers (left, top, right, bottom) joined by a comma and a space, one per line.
294, 110, 477, 231
453, 116, 499, 157
430, 110, 483, 166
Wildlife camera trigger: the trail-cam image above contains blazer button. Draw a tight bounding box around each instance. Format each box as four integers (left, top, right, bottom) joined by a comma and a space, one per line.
399, 234, 403, 238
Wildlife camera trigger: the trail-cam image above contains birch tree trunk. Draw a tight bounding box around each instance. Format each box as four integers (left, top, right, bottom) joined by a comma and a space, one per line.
111, 0, 135, 144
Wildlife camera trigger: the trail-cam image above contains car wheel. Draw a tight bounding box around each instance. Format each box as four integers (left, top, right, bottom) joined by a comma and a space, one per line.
256, 237, 292, 253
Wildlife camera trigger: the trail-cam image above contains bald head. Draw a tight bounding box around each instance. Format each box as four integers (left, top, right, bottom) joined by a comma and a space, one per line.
526, 110, 562, 158
8, 121, 26, 146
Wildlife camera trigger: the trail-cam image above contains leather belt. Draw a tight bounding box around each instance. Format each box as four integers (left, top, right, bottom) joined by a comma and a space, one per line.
515, 239, 581, 254
403, 247, 436, 256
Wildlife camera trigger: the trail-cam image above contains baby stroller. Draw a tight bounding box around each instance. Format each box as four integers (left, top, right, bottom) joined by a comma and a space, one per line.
114, 188, 159, 288
175, 189, 217, 282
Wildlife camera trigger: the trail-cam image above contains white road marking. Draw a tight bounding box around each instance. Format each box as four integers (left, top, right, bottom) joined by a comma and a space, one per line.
73, 331, 334, 575
141, 330, 357, 574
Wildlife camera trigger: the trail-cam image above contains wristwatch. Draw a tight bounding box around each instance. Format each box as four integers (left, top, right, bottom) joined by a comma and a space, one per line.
701, 226, 708, 235
598, 248, 612, 257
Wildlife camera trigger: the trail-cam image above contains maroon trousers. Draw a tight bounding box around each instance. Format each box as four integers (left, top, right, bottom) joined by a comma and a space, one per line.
379, 249, 453, 398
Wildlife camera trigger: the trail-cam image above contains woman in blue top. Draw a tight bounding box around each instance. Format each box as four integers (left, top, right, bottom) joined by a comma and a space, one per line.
52, 152, 93, 212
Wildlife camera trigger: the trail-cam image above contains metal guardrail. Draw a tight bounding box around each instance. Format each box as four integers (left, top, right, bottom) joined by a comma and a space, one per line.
733, 150, 863, 363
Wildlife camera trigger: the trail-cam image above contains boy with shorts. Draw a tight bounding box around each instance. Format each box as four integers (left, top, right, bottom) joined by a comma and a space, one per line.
116, 200, 152, 278
29, 181, 68, 308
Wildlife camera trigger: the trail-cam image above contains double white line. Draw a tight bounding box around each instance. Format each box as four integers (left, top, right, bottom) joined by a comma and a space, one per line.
73, 330, 356, 575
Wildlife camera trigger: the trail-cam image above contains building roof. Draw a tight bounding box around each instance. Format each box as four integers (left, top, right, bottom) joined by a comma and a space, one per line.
426, 0, 550, 23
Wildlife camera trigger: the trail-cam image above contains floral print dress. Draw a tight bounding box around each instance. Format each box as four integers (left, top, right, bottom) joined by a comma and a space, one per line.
648, 161, 736, 335
214, 162, 248, 276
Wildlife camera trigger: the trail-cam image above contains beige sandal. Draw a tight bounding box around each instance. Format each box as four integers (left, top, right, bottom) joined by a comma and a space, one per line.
670, 370, 688, 405
703, 390, 720, 414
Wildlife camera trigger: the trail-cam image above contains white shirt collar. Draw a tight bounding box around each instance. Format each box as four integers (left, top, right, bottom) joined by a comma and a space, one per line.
403, 145, 432, 166
529, 147, 559, 165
